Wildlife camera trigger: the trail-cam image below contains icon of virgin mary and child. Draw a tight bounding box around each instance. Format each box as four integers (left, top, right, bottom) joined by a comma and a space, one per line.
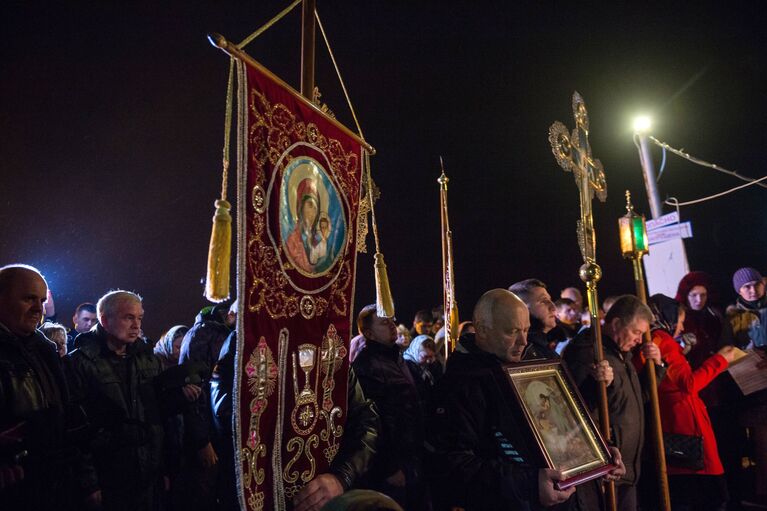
280, 160, 344, 276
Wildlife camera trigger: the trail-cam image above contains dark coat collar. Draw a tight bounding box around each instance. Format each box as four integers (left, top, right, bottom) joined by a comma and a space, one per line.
75, 324, 150, 360
361, 337, 400, 359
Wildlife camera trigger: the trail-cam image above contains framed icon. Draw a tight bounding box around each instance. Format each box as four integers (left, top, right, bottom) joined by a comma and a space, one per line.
502, 360, 616, 490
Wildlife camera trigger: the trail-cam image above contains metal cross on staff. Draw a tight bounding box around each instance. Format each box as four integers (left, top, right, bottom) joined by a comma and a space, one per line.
549, 92, 616, 511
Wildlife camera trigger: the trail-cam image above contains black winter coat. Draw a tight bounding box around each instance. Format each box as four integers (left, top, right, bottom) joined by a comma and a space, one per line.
179, 315, 231, 451
352, 339, 422, 482
67, 325, 165, 506
562, 330, 644, 485
425, 335, 541, 511
0, 325, 97, 509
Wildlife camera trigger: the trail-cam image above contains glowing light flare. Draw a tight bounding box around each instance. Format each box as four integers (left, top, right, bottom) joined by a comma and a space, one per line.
633, 115, 652, 133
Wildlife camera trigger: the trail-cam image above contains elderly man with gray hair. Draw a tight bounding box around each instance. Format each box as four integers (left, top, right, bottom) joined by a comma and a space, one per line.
563, 294, 661, 511
67, 290, 201, 511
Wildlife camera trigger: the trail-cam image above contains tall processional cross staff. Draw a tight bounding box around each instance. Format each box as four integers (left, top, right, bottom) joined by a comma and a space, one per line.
549, 92, 616, 511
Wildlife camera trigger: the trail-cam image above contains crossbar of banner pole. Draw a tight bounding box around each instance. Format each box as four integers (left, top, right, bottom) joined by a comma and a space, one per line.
207, 32, 375, 155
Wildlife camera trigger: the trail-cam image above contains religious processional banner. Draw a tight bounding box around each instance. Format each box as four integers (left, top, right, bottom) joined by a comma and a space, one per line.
234, 58, 364, 511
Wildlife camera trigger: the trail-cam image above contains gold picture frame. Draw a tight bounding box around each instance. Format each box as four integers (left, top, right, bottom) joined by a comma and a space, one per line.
502, 360, 615, 490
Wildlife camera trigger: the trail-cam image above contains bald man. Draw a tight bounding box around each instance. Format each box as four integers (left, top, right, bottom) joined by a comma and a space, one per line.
0, 264, 99, 509
427, 289, 622, 510
426, 289, 576, 510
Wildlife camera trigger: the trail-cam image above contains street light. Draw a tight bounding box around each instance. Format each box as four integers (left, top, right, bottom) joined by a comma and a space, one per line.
617, 190, 671, 511
632, 115, 652, 133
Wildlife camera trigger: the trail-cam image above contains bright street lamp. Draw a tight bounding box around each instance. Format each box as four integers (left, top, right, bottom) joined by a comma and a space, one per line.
633, 115, 652, 133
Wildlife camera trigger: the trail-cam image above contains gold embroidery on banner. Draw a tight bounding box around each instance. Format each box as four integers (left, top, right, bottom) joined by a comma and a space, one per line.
312, 87, 336, 119
319, 325, 347, 411
321, 407, 343, 463
251, 184, 266, 214
284, 484, 302, 501
299, 295, 316, 320
241, 336, 277, 511
247, 491, 265, 511
246, 87, 360, 319
242, 446, 266, 511
282, 434, 319, 488
290, 344, 320, 436
302, 434, 319, 482
318, 325, 347, 463
271, 329, 290, 510
283, 437, 303, 484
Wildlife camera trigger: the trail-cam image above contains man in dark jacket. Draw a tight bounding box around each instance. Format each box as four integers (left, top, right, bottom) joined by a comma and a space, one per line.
0, 264, 99, 510
509, 279, 568, 360
66, 302, 97, 352
427, 289, 582, 511
67, 290, 196, 511
177, 301, 235, 508
352, 304, 424, 509
562, 295, 660, 511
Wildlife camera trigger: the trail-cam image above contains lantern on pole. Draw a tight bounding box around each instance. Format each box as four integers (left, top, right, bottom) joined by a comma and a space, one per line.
617, 190, 671, 511
619, 191, 649, 259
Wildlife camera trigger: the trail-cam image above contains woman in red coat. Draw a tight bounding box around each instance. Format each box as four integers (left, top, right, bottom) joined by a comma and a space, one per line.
645, 294, 737, 511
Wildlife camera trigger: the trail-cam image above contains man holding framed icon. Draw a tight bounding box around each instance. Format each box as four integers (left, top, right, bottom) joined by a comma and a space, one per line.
426, 289, 624, 510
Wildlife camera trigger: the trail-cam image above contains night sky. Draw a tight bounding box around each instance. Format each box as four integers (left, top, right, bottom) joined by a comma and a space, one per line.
2, 2, 766, 338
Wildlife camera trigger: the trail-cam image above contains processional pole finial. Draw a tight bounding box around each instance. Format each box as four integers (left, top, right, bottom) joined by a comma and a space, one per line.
548, 91, 616, 511
437, 156, 459, 359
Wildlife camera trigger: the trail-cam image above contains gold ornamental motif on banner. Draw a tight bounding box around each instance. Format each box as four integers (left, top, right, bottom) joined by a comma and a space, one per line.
241, 336, 278, 511
246, 88, 358, 320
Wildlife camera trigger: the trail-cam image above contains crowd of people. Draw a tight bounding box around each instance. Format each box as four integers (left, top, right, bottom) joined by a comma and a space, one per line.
1, 262, 766, 511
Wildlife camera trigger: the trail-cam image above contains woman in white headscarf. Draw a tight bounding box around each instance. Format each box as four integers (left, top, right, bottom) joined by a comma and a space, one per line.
403, 335, 437, 411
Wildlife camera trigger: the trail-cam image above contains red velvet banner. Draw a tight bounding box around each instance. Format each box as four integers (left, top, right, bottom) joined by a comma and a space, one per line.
234, 59, 363, 511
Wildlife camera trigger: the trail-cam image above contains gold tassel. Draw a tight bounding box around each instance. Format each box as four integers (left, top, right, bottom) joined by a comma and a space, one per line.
205, 199, 232, 302
374, 252, 394, 318
204, 58, 235, 303
447, 301, 460, 349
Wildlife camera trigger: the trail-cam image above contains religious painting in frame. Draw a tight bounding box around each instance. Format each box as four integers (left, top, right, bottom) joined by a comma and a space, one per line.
502, 360, 616, 490
278, 155, 347, 278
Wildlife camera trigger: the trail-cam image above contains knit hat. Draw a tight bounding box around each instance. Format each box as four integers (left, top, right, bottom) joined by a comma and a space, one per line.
732, 267, 763, 293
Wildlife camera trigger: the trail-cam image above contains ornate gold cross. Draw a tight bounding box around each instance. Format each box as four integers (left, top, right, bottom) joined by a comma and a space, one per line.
549, 92, 607, 263
548, 92, 616, 511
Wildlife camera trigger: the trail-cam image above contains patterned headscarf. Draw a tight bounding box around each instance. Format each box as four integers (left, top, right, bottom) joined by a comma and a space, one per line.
403, 334, 435, 364
154, 324, 189, 368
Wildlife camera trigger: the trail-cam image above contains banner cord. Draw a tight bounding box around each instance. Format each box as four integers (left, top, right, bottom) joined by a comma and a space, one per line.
365, 152, 381, 253
315, 8, 365, 141
237, 0, 303, 49
220, 57, 234, 201
220, 0, 303, 200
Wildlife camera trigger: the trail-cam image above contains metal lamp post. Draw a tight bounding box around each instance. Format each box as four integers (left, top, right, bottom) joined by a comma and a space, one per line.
633, 118, 663, 219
